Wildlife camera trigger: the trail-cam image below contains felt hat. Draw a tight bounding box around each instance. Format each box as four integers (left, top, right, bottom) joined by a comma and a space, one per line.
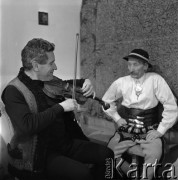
123, 49, 152, 67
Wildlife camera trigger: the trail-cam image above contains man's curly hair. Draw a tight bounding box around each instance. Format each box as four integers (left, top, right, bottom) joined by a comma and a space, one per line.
21, 38, 55, 70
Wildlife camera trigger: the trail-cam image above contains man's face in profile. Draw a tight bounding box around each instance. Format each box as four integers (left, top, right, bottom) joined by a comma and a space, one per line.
37, 52, 57, 81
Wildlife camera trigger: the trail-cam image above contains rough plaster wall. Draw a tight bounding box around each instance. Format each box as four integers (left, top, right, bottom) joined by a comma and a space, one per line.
80, 0, 178, 119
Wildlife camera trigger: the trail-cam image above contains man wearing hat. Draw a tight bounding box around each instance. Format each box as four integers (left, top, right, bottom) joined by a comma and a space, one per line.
102, 49, 178, 179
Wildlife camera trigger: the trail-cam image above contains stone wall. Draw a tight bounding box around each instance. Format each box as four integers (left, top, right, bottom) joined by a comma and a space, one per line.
80, 0, 178, 119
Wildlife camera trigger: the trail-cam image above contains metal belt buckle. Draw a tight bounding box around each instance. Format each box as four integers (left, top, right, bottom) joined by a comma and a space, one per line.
135, 124, 144, 128
129, 118, 144, 125
136, 116, 144, 120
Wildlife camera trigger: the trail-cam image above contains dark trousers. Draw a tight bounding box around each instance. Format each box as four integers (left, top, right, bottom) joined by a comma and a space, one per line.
46, 139, 114, 180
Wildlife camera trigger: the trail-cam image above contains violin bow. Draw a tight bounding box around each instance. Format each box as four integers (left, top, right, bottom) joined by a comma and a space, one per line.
72, 33, 110, 111
72, 33, 79, 102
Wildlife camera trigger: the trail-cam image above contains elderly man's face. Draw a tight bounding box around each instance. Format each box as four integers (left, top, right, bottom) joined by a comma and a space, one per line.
128, 57, 148, 79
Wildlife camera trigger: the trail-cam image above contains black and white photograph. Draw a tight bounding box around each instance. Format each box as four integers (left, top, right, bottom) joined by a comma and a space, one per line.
1, 0, 178, 180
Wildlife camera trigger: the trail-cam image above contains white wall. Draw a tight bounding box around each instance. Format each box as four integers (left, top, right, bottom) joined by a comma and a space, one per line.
0, 0, 82, 92
0, 0, 82, 174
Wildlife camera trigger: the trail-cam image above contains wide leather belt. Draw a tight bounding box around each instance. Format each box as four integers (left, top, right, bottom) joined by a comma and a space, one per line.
118, 123, 158, 134
117, 124, 157, 142
117, 116, 158, 141
117, 106, 159, 141
123, 105, 159, 127
118, 119, 158, 135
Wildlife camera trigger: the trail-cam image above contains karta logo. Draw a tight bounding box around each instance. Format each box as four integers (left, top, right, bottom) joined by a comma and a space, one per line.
116, 159, 177, 179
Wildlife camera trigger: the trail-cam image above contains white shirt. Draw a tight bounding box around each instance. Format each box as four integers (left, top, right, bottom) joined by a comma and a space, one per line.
102, 72, 178, 135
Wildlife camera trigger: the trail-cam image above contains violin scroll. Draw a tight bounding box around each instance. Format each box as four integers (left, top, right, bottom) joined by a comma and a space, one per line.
93, 96, 110, 110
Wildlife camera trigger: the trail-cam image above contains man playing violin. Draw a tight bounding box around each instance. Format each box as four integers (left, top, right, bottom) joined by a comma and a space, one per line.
102, 49, 178, 179
1, 38, 114, 180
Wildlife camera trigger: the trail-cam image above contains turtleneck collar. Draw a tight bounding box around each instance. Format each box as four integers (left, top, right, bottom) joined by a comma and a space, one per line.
17, 67, 50, 112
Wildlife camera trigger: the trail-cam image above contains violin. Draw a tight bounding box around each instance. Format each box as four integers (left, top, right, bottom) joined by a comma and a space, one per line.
43, 76, 110, 110
43, 34, 109, 110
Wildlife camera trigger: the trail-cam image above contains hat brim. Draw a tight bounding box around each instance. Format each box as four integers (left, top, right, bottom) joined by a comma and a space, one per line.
123, 54, 152, 68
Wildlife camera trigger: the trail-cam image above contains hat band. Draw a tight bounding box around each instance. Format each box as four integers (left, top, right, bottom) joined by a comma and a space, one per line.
129, 53, 149, 62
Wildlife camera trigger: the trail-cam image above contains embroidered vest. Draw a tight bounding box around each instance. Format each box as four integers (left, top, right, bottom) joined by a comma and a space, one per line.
6, 77, 38, 172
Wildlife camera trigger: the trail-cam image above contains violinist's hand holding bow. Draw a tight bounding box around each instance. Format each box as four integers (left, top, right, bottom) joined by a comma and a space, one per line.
60, 99, 79, 112
81, 79, 95, 97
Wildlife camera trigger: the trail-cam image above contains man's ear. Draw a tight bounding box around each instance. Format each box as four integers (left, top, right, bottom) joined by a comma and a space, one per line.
31, 60, 39, 72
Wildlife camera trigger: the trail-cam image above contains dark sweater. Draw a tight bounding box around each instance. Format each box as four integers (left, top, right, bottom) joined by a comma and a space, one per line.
1, 68, 88, 175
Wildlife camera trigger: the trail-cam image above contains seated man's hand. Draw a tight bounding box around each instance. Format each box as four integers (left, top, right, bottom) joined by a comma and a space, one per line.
146, 130, 163, 141
116, 118, 127, 127
81, 79, 95, 97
